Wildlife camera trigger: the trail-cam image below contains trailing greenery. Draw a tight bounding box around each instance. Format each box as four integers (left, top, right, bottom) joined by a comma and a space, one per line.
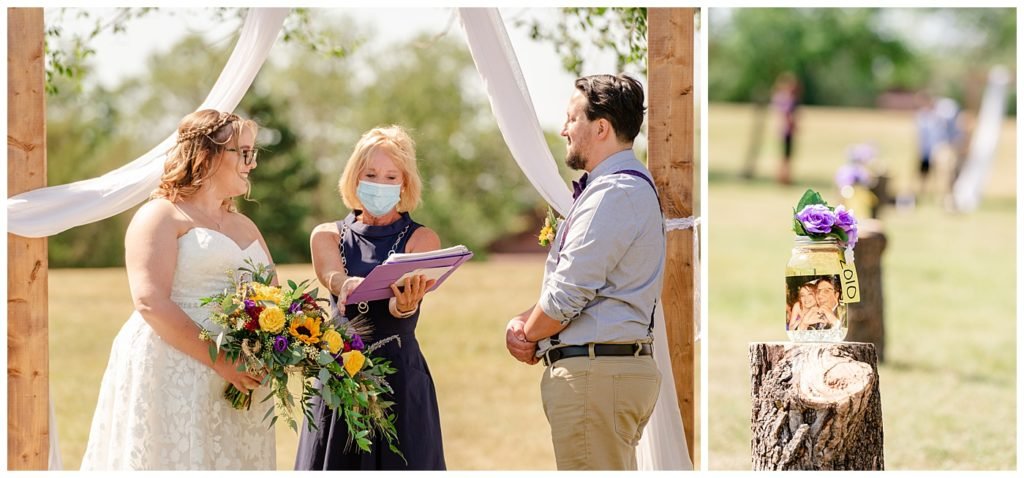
514, 7, 651, 76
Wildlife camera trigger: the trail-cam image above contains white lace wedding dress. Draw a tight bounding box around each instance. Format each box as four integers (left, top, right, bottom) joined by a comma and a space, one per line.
80, 228, 276, 470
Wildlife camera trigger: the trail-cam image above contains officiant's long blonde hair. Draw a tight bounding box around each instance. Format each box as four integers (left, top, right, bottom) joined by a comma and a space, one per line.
154, 109, 257, 210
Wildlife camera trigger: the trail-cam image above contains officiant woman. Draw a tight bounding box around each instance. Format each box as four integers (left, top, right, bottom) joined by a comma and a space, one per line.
295, 125, 445, 470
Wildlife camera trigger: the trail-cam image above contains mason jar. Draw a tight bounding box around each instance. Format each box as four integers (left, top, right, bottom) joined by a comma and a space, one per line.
785, 237, 848, 342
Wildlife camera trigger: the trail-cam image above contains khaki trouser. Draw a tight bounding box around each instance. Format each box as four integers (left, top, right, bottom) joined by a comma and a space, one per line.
540, 354, 661, 470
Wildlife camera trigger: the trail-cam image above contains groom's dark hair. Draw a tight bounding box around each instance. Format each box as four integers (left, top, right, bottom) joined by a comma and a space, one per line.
574, 74, 646, 144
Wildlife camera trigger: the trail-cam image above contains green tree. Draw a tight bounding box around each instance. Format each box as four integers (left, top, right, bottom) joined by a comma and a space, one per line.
514, 7, 648, 76
237, 91, 320, 264
353, 35, 539, 256
709, 8, 921, 107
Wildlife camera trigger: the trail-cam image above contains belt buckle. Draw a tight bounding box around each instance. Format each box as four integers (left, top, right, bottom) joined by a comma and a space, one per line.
543, 348, 554, 367
633, 342, 643, 357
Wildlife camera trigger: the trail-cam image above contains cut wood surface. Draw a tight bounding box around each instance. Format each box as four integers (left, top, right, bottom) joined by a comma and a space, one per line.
750, 342, 883, 470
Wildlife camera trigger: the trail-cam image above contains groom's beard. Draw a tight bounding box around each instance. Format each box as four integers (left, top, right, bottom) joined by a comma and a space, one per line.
565, 150, 587, 170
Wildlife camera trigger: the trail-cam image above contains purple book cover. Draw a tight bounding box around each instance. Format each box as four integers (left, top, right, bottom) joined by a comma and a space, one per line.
344, 251, 474, 304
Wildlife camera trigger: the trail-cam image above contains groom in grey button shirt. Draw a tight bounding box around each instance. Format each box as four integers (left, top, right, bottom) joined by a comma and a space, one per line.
505, 74, 664, 470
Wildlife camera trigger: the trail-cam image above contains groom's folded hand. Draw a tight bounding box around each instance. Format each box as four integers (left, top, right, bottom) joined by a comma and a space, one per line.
505, 319, 539, 364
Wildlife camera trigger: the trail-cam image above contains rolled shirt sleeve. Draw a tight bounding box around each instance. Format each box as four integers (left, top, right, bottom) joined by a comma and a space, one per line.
539, 179, 639, 325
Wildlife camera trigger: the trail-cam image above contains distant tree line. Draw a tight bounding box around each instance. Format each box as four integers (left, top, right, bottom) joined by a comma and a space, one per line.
45, 12, 566, 267
708, 8, 1016, 111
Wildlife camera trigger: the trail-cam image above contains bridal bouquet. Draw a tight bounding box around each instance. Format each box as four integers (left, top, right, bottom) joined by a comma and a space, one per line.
199, 260, 402, 456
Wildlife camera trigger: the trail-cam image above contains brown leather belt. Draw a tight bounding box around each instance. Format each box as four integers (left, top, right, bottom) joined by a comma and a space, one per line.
543, 343, 652, 366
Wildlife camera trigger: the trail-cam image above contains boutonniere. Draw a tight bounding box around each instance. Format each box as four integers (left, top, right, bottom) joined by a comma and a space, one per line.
537, 207, 560, 247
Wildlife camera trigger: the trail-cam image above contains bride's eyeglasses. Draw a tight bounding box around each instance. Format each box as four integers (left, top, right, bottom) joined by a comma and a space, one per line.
226, 148, 258, 166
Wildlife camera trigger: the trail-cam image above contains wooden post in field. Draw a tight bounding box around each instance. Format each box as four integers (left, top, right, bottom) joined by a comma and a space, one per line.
750, 342, 884, 470
8, 8, 50, 470
847, 219, 887, 361
648, 7, 697, 466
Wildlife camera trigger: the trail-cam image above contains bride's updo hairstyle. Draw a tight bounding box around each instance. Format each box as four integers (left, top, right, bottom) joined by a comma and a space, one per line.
153, 109, 257, 207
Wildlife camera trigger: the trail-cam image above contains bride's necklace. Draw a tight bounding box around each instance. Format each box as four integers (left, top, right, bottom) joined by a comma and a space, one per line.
188, 203, 225, 231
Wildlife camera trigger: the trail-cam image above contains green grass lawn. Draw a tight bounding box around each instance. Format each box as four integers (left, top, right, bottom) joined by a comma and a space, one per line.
50, 258, 556, 470
708, 103, 1016, 470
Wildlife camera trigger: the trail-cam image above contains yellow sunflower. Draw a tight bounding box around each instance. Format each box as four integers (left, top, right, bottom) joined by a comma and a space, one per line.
289, 316, 322, 345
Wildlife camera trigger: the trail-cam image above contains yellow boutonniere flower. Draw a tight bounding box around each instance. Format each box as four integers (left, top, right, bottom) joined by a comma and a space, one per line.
289, 316, 322, 345
538, 207, 560, 247
258, 307, 286, 333
321, 329, 343, 354
341, 350, 366, 376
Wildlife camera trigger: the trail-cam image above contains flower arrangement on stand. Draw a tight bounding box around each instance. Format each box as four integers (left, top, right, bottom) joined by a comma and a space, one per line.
199, 260, 402, 457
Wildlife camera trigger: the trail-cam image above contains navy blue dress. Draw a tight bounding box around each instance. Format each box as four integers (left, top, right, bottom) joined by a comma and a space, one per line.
295, 211, 446, 470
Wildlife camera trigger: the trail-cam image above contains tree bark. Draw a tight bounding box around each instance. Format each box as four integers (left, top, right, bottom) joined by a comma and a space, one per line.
750, 342, 883, 470
847, 219, 887, 361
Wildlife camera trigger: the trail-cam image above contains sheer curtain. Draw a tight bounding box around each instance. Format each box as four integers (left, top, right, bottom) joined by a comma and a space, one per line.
13, 7, 693, 471
457, 8, 692, 470
7, 9, 291, 238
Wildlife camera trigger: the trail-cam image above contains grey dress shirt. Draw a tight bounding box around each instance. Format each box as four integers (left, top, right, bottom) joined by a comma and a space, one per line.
536, 149, 666, 356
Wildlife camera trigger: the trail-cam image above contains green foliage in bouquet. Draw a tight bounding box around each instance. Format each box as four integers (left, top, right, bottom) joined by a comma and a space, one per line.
199, 259, 403, 458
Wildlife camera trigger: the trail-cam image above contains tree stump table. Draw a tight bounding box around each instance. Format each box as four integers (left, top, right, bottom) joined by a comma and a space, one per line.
847, 219, 887, 361
750, 342, 883, 470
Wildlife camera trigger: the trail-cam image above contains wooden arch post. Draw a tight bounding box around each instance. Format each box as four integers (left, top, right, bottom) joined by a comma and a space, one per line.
8, 7, 50, 470
647, 8, 697, 467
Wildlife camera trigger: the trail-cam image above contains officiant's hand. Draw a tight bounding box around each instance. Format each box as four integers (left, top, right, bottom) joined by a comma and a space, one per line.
506, 319, 539, 365
390, 274, 436, 315
336, 276, 364, 304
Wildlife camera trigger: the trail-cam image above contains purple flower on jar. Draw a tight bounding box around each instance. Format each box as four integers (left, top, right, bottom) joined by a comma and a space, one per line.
273, 335, 289, 353
795, 204, 836, 234
833, 205, 857, 232
350, 334, 365, 351
833, 205, 859, 247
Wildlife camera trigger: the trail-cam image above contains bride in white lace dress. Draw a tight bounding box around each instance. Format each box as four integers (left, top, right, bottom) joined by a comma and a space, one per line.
81, 110, 276, 470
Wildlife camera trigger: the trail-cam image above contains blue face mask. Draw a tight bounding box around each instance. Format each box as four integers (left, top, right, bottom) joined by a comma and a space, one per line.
357, 180, 402, 217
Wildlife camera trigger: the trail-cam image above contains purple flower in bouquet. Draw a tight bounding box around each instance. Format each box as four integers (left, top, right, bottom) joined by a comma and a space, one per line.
350, 334, 365, 351
795, 204, 836, 234
273, 335, 289, 353
288, 301, 303, 315
243, 299, 262, 320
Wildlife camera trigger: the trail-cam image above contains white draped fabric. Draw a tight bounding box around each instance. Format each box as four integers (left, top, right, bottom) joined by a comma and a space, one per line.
18, 7, 693, 471
457, 8, 691, 470
456, 8, 573, 218
7, 9, 291, 237
952, 65, 1010, 212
